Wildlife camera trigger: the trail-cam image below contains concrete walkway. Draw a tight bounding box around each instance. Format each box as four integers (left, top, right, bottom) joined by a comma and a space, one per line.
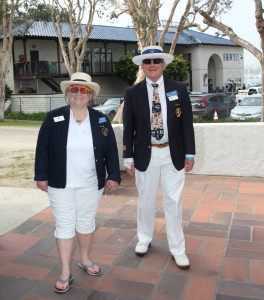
1, 172, 264, 299
0, 187, 49, 236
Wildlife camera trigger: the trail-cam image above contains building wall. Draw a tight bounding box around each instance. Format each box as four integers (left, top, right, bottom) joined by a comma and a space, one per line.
8, 38, 244, 96
177, 44, 244, 92
0, 43, 15, 92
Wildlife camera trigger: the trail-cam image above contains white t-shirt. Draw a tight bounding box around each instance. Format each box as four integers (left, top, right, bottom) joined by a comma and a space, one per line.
66, 109, 97, 187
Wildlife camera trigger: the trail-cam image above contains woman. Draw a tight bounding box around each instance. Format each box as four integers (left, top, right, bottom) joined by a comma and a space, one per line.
34, 72, 121, 293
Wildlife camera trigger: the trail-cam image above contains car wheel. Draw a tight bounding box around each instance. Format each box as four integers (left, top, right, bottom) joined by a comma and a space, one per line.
109, 111, 116, 118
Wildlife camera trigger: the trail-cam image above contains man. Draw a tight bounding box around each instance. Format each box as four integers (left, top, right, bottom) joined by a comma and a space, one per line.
123, 46, 195, 269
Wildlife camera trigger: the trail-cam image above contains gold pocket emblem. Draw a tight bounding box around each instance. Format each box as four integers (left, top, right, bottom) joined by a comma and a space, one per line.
102, 128, 109, 136
175, 108, 181, 117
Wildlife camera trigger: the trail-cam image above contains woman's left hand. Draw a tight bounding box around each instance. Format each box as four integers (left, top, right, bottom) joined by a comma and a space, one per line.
105, 180, 119, 193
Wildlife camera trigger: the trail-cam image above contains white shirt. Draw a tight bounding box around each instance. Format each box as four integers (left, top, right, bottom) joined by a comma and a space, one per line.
124, 75, 194, 165
66, 109, 97, 187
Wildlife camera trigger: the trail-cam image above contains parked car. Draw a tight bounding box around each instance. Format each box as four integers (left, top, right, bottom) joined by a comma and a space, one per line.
190, 93, 236, 119
93, 97, 124, 118
235, 86, 262, 103
230, 94, 262, 120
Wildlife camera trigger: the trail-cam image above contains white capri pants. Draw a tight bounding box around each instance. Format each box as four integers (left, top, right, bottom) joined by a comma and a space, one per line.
48, 185, 103, 239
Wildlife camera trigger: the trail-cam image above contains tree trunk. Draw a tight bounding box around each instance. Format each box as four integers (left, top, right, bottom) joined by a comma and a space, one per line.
0, 92, 4, 122
112, 101, 124, 124
0, 60, 4, 121
0, 64, 5, 121
112, 67, 145, 124
261, 62, 264, 121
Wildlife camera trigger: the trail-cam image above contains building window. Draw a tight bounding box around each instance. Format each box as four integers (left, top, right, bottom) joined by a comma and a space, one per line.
235, 78, 241, 88
228, 78, 241, 88
82, 47, 92, 73
132, 49, 141, 57
94, 47, 112, 73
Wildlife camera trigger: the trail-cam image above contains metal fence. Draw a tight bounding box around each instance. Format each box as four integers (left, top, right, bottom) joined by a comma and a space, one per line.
9, 94, 124, 114
9, 92, 262, 123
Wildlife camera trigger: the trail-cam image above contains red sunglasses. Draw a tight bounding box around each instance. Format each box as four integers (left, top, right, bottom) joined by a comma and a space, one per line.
68, 86, 92, 94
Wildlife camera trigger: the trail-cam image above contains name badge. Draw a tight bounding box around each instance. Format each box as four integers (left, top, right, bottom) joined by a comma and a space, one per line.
54, 116, 65, 122
166, 90, 178, 101
99, 117, 107, 123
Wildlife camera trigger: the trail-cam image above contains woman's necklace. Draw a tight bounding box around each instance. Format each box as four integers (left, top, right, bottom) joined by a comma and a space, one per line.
74, 111, 87, 124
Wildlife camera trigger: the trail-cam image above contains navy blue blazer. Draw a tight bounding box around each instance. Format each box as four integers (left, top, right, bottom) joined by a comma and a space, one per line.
123, 77, 195, 171
35, 105, 121, 189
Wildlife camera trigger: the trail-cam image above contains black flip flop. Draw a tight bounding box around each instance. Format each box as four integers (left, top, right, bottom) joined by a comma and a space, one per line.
54, 274, 73, 293
78, 262, 102, 276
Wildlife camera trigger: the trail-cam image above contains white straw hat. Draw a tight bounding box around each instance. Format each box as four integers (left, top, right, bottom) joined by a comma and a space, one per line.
60, 72, 100, 97
132, 46, 174, 66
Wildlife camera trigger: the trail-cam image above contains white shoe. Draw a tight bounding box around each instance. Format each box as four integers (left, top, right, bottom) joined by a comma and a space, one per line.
173, 253, 190, 269
135, 242, 150, 256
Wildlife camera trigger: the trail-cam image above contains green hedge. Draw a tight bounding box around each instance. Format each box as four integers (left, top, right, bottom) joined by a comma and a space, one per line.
5, 112, 47, 121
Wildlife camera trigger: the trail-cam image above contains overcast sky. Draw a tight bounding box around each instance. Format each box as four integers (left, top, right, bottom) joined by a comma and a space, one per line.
93, 0, 260, 68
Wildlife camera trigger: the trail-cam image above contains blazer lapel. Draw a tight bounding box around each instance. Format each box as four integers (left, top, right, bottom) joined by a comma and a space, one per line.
61, 106, 70, 147
164, 78, 175, 127
136, 79, 150, 127
88, 107, 98, 146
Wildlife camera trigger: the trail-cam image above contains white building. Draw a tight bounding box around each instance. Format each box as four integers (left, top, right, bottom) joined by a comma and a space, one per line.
7, 21, 243, 100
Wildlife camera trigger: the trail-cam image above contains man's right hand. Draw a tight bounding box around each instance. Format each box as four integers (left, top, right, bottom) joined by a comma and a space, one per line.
124, 162, 135, 176
37, 180, 48, 192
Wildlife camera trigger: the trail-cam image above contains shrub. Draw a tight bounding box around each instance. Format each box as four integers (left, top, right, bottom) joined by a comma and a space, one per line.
5, 111, 46, 121
114, 55, 138, 85
5, 84, 13, 99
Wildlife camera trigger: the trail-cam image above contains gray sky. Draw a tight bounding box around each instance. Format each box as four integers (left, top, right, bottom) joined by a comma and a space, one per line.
93, 0, 260, 67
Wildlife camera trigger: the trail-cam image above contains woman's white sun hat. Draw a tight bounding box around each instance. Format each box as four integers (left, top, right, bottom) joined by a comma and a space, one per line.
60, 72, 100, 97
132, 46, 174, 66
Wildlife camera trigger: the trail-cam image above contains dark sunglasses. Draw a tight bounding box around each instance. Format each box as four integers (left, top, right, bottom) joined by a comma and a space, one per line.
142, 58, 164, 65
68, 86, 92, 94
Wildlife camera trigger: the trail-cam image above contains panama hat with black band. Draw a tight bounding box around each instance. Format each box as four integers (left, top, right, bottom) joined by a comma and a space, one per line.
60, 72, 100, 98
132, 45, 174, 66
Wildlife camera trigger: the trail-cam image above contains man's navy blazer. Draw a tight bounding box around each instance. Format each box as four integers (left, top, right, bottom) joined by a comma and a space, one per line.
123, 77, 195, 172
35, 105, 121, 189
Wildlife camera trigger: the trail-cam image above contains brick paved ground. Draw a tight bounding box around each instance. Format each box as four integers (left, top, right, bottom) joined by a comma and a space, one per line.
1, 172, 264, 300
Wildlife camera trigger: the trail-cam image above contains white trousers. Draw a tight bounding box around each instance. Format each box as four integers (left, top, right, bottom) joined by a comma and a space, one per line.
135, 146, 186, 256
48, 185, 103, 239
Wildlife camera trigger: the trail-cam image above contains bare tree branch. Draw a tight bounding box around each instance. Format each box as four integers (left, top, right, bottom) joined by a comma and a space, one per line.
191, 0, 264, 121
0, 0, 20, 121
44, 0, 99, 75
159, 0, 181, 48
191, 0, 262, 61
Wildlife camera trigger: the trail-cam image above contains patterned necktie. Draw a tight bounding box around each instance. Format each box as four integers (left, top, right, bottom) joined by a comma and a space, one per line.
151, 83, 164, 140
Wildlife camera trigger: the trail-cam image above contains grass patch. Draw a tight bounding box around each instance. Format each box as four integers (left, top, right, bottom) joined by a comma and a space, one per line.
5, 111, 46, 121
18, 163, 32, 168
13, 156, 25, 161
0, 170, 21, 179
0, 120, 41, 127
193, 117, 260, 123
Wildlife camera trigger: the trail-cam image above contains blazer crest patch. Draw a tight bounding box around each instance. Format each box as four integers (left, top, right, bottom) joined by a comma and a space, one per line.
102, 127, 109, 136
175, 108, 182, 117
